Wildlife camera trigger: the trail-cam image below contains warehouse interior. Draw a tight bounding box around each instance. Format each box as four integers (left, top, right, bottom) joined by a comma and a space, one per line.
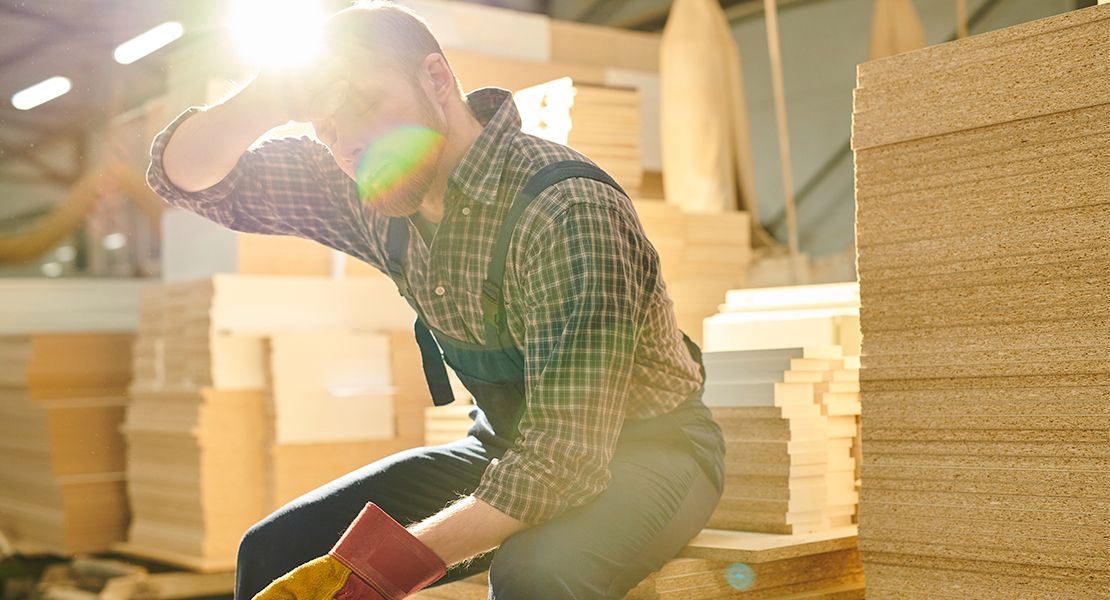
1, 0, 1106, 598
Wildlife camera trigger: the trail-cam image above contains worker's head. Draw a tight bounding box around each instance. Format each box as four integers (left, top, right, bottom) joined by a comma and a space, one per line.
313, 1, 468, 216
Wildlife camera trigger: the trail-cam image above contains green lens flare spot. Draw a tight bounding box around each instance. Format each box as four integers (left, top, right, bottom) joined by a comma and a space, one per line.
355, 125, 444, 204
725, 563, 755, 590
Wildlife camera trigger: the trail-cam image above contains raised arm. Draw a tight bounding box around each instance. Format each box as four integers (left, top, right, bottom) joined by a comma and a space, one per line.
146, 72, 389, 268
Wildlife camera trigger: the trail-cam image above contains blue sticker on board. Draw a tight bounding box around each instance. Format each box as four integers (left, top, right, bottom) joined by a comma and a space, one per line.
725, 562, 756, 590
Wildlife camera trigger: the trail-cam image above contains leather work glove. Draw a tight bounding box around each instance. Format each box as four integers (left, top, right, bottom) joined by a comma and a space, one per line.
252, 503, 447, 600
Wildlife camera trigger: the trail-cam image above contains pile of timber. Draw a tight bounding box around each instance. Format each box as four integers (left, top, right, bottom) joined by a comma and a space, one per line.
704, 283, 860, 356
702, 347, 860, 534
120, 274, 427, 571
852, 5, 1110, 597
0, 333, 133, 554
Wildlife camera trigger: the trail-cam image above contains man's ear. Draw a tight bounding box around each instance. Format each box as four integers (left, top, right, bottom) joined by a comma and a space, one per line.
422, 53, 455, 105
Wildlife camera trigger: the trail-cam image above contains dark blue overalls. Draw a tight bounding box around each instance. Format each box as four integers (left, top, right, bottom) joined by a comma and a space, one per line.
234, 161, 726, 600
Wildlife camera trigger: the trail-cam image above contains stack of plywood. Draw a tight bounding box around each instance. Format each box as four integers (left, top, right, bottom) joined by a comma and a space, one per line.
515, 78, 643, 195
161, 208, 383, 283
1, 279, 143, 334
702, 347, 858, 534
852, 5, 1110, 597
704, 283, 861, 355
120, 275, 426, 570
632, 200, 751, 345
628, 528, 864, 599
0, 333, 133, 554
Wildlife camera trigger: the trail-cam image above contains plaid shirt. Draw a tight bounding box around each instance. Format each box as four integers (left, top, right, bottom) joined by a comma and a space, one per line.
147, 87, 703, 524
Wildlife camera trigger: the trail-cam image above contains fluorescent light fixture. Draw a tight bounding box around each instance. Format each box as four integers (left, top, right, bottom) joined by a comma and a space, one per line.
230, 0, 323, 67
114, 21, 184, 65
11, 76, 72, 110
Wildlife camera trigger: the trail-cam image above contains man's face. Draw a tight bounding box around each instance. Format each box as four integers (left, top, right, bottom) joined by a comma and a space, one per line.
314, 61, 447, 217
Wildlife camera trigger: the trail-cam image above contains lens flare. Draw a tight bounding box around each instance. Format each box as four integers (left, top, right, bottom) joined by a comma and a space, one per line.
354, 125, 445, 207
725, 562, 756, 590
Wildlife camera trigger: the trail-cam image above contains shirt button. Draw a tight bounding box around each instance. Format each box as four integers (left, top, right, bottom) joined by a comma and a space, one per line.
461, 207, 471, 216
434, 285, 446, 296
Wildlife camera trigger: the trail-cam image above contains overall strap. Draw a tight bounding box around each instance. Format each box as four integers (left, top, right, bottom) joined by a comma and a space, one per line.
386, 216, 456, 406
481, 160, 626, 347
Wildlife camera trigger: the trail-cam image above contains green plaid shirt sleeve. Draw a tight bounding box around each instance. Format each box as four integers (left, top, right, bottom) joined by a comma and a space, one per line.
473, 189, 659, 524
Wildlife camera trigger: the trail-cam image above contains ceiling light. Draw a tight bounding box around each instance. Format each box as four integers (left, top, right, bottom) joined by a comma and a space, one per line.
230, 0, 323, 67
11, 76, 72, 110
102, 233, 128, 250
40, 262, 63, 277
114, 21, 184, 65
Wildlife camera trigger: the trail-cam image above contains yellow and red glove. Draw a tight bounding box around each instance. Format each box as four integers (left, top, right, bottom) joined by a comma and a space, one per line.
252, 503, 447, 600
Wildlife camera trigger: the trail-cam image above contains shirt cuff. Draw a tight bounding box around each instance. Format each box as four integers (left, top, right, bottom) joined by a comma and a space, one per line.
473, 450, 608, 525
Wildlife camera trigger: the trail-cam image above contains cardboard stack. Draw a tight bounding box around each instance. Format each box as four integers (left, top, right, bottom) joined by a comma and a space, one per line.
0, 333, 133, 554
702, 347, 858, 534
120, 274, 427, 570
852, 5, 1110, 597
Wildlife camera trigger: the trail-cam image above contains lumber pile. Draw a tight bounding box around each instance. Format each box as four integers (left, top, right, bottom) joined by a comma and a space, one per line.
161, 208, 384, 282
0, 333, 133, 554
1, 279, 142, 334
121, 275, 426, 571
629, 528, 863, 599
702, 347, 859, 534
704, 283, 860, 355
632, 200, 751, 346
852, 5, 1110, 597
515, 78, 643, 195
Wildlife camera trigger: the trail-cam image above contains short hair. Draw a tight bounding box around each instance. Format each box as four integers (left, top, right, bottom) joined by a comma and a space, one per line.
324, 1, 465, 98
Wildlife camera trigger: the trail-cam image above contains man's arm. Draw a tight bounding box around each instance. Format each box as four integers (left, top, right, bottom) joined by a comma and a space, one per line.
146, 76, 391, 268
160, 81, 289, 193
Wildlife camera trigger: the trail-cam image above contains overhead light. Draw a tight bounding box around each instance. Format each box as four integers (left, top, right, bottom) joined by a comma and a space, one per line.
114, 21, 184, 65
102, 233, 128, 250
11, 76, 72, 110
230, 0, 323, 67
54, 245, 76, 262
41, 262, 63, 277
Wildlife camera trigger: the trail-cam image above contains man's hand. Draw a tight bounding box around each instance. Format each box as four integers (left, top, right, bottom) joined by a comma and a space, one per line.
252, 503, 447, 600
251, 56, 351, 124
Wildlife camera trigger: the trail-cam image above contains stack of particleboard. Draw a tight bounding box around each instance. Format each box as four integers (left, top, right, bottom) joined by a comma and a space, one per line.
0, 333, 133, 554
515, 77, 643, 195
702, 347, 859, 534
1, 279, 143, 334
631, 200, 751, 345
852, 5, 1110, 597
630, 527, 864, 599
119, 275, 426, 571
161, 208, 385, 283
395, 0, 663, 175
704, 283, 861, 356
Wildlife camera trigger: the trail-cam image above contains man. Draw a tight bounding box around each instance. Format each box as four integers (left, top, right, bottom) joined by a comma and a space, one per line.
148, 2, 725, 598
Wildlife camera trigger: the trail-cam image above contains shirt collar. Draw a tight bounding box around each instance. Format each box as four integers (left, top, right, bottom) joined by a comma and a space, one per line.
447, 87, 521, 205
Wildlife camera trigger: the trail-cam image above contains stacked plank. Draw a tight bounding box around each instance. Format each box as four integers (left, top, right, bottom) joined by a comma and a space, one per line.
0, 333, 133, 554
121, 274, 425, 571
704, 283, 860, 356
852, 5, 1110, 597
702, 347, 859, 534
633, 200, 751, 346
515, 78, 643, 195
627, 528, 864, 599
161, 208, 383, 282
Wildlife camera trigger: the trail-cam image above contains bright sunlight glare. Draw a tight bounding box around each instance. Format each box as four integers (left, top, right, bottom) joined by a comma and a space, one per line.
230, 0, 324, 67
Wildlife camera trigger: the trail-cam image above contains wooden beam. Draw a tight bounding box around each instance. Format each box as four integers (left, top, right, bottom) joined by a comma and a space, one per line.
762, 0, 801, 282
